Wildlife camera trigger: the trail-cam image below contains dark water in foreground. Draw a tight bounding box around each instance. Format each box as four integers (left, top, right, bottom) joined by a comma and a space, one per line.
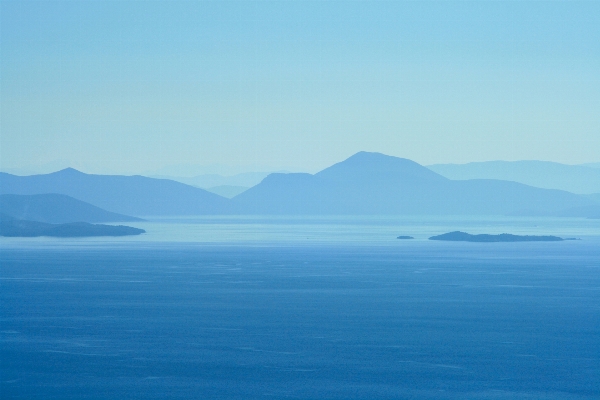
2, 241, 599, 399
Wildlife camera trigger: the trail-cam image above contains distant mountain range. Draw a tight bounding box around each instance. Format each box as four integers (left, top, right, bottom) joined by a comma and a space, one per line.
0, 168, 229, 216
0, 194, 141, 224
1, 153, 597, 217
428, 161, 600, 194
203, 185, 251, 198
232, 152, 594, 216
152, 172, 270, 190
149, 172, 280, 197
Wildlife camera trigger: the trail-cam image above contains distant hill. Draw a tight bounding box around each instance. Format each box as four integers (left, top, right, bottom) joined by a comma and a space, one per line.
204, 185, 249, 198
232, 152, 592, 215
154, 172, 271, 189
0, 214, 144, 237
0, 194, 141, 224
428, 161, 600, 194
0, 169, 230, 217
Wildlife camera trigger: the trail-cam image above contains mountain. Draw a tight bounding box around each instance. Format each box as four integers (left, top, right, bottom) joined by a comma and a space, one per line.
0, 214, 145, 237
0, 169, 230, 217
427, 161, 600, 194
232, 152, 592, 215
2, 155, 594, 217
0, 194, 141, 224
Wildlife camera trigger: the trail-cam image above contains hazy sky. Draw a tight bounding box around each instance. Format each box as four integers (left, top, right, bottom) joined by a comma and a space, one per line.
1, 1, 599, 174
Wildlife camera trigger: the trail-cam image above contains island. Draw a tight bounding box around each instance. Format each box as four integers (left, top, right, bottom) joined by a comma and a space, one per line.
0, 214, 145, 237
429, 231, 570, 242
396, 236, 414, 239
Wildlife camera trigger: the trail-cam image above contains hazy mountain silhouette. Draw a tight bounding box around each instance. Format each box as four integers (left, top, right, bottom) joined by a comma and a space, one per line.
428, 160, 600, 194
0, 169, 230, 217
232, 152, 592, 215
1, 154, 594, 217
155, 172, 271, 189
0, 194, 141, 224
204, 185, 249, 198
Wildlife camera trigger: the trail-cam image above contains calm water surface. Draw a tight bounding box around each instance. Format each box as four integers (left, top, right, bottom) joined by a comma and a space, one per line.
2, 217, 599, 399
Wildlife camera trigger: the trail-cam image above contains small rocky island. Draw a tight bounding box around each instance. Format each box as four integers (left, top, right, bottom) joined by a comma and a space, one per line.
429, 231, 573, 243
0, 214, 145, 238
396, 235, 414, 239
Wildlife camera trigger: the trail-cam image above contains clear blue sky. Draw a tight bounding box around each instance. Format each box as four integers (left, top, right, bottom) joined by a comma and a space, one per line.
2, 1, 599, 174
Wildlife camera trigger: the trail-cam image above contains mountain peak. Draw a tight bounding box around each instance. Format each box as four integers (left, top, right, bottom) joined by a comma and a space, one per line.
342, 151, 406, 164
54, 168, 85, 176
316, 152, 447, 183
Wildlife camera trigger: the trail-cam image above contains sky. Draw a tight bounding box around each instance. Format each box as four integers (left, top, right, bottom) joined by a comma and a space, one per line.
1, 1, 599, 175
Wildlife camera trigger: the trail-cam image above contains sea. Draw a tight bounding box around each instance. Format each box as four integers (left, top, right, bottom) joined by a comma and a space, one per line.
1, 216, 599, 399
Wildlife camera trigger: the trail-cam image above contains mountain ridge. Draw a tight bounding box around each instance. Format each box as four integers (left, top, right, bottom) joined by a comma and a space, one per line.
0, 169, 230, 217
232, 152, 592, 215
2, 153, 595, 217
428, 160, 600, 194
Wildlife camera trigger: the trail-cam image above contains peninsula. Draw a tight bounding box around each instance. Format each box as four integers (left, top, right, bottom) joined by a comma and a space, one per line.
0, 214, 145, 238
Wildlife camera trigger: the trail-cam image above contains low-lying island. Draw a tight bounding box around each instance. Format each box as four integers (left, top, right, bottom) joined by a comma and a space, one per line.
0, 214, 145, 237
429, 231, 575, 243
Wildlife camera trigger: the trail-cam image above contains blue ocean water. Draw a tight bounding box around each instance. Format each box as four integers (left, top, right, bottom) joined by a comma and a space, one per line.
1, 217, 599, 399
